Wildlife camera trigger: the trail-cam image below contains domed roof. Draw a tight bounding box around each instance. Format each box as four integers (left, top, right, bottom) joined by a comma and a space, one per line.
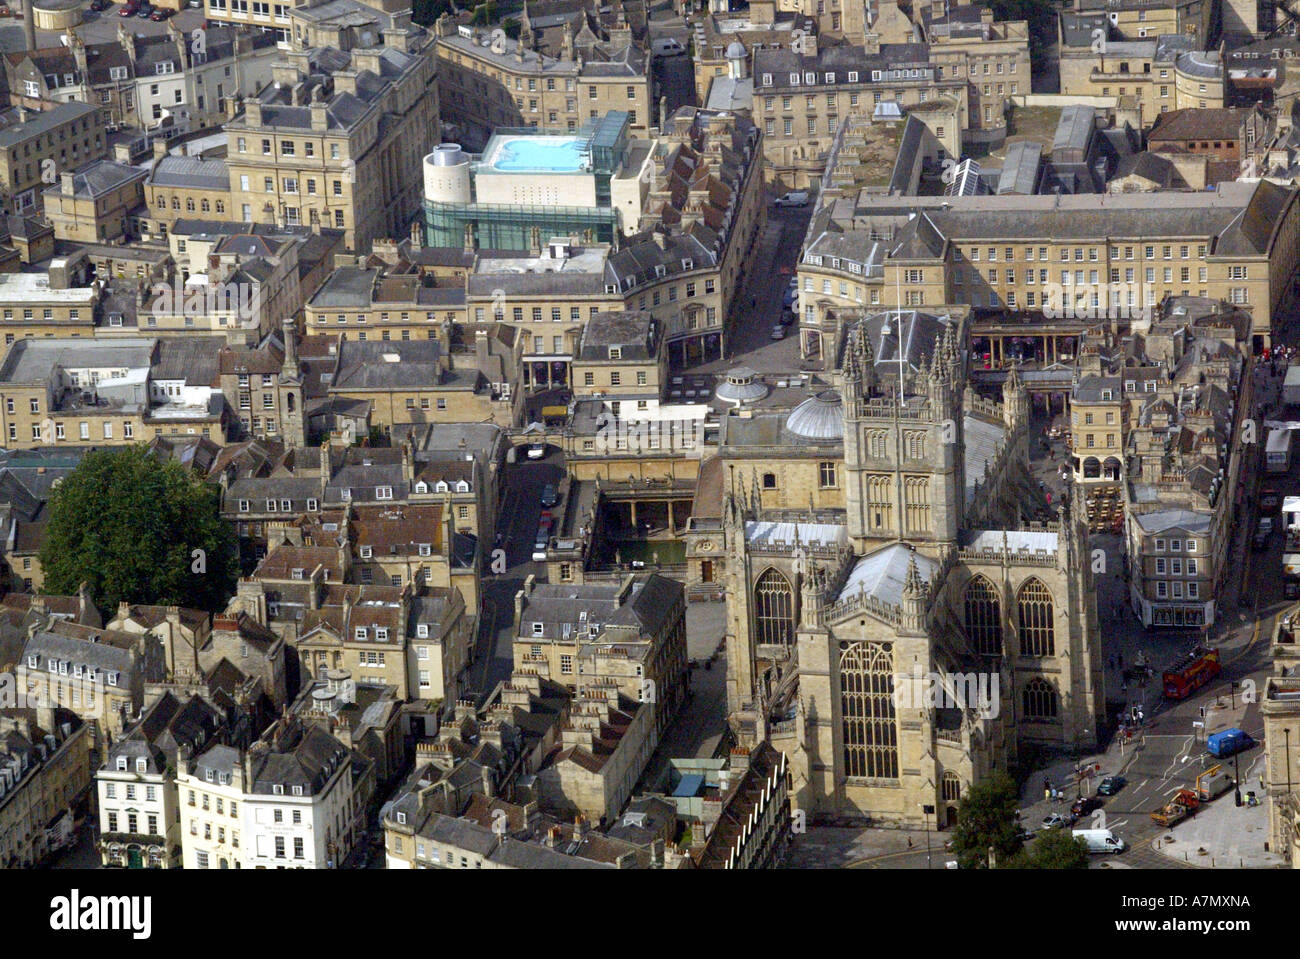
785, 391, 843, 441
725, 40, 747, 60
715, 365, 767, 405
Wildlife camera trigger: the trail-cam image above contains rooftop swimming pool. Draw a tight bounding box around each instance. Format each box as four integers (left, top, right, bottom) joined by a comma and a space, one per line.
486, 136, 590, 173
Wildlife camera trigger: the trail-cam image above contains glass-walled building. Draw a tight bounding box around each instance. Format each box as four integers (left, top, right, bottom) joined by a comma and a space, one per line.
423, 112, 635, 251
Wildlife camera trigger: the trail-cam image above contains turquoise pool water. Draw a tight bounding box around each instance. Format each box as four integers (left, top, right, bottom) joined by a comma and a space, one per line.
490, 136, 588, 173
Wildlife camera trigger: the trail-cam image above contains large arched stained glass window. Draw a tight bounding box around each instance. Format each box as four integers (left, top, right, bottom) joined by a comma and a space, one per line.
754, 567, 795, 646
840, 642, 898, 780
1017, 578, 1055, 657
964, 575, 1003, 656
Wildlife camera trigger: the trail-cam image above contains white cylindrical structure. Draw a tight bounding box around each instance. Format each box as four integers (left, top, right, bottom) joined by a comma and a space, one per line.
424, 144, 472, 204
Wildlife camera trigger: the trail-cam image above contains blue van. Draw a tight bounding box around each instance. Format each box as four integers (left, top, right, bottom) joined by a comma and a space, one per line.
1207, 728, 1256, 758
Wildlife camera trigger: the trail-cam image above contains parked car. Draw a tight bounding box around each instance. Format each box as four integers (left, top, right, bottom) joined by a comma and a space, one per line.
779, 311, 796, 327
89, 0, 109, 11
540, 484, 560, 508
1253, 516, 1275, 550
136, 2, 153, 17
770, 324, 786, 340
1261, 485, 1281, 511
150, 6, 172, 17
1096, 775, 1127, 796
1040, 812, 1076, 830
773, 190, 810, 208
120, 1, 139, 15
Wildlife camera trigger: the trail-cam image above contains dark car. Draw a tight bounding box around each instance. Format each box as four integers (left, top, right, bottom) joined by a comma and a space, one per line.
136, 2, 153, 16
1096, 775, 1127, 796
90, 0, 108, 10
150, 6, 172, 18
540, 484, 560, 508
1071, 796, 1103, 818
119, 1, 138, 15
1253, 516, 1275, 551
1261, 485, 1281, 512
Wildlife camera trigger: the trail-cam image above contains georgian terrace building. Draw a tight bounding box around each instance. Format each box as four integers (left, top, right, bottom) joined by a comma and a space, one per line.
795, 178, 1300, 360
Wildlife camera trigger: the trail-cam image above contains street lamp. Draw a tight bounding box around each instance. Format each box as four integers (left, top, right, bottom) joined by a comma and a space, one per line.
1234, 748, 1243, 807
921, 803, 935, 868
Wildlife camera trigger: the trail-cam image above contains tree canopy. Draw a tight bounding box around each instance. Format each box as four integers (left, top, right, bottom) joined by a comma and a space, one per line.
38, 447, 238, 615
950, 772, 1025, 868
1008, 827, 1091, 869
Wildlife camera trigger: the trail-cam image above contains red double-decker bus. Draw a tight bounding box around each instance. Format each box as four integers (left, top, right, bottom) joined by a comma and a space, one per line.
1162, 646, 1221, 700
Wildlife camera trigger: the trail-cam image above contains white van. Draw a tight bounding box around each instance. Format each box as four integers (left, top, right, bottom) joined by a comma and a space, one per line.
652, 37, 685, 57
774, 190, 810, 207
1071, 828, 1126, 854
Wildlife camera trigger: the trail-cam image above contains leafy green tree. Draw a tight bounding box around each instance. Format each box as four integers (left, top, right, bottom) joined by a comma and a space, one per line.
412, 0, 455, 26
1008, 827, 1090, 869
38, 447, 238, 615
950, 773, 1024, 868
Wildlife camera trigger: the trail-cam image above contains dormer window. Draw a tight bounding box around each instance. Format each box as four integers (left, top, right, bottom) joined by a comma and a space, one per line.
291, 568, 305, 580
205, 769, 214, 782
360, 546, 373, 559
416, 624, 429, 638
219, 772, 230, 785
117, 757, 128, 771
273, 784, 284, 795
47, 658, 56, 671
532, 622, 544, 636
307, 498, 319, 511
137, 758, 147, 773
414, 482, 428, 494
292, 785, 304, 796
355, 627, 367, 641
238, 500, 250, 513
609, 347, 622, 360
107, 672, 118, 687
74, 664, 83, 678
397, 811, 407, 824
266, 499, 278, 512
418, 543, 432, 556
376, 486, 393, 500
375, 627, 388, 641
280, 499, 291, 512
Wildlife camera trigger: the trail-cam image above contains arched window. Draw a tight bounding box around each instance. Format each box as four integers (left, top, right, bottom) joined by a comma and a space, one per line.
754, 568, 794, 646
840, 642, 898, 780
286, 393, 295, 412
186, 198, 195, 212
941, 770, 961, 802
201, 199, 210, 212
215, 201, 225, 214
964, 576, 1002, 655
1017, 578, 1055, 656
1022, 677, 1058, 720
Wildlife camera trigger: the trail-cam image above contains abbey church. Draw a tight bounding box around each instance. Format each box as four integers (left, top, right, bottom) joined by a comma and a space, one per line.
687, 308, 1107, 827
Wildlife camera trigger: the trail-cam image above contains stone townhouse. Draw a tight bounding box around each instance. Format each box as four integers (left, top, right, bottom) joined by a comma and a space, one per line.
0, 103, 107, 216
0, 707, 89, 868
96, 691, 227, 868
434, 18, 650, 149
224, 30, 439, 253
